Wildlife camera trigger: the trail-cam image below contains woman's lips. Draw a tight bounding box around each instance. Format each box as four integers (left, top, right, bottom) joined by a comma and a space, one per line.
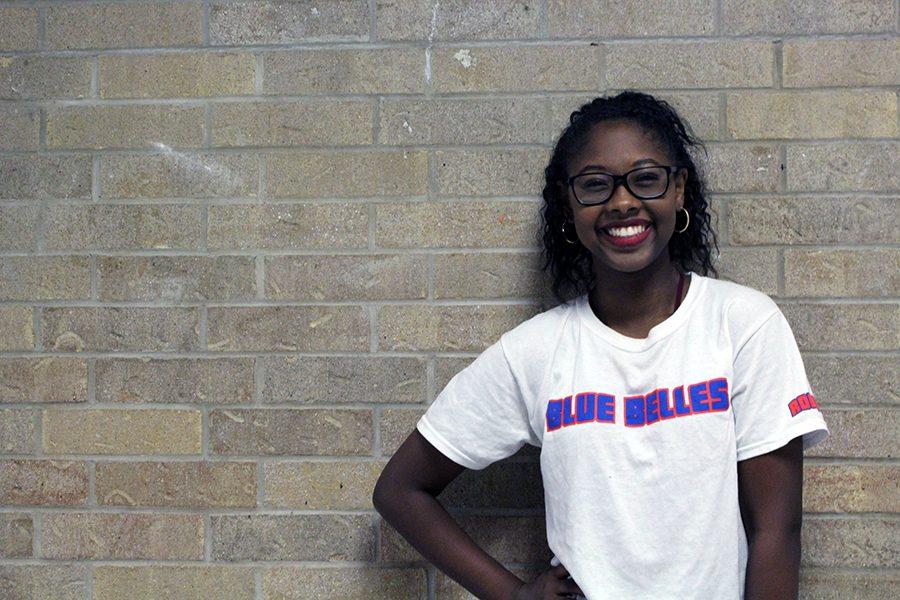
600, 224, 653, 247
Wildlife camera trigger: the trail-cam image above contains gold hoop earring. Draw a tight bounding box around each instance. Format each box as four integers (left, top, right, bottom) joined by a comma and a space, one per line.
675, 208, 690, 234
561, 221, 579, 245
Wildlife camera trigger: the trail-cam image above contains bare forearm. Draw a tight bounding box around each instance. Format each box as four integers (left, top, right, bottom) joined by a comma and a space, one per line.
375, 486, 524, 600
744, 529, 801, 600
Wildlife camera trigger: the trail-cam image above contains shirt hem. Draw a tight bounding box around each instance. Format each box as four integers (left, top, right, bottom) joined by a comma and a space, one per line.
416, 415, 484, 470
736, 418, 829, 462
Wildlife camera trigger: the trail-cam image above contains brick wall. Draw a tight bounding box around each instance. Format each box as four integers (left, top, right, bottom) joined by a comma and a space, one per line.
0, 1, 897, 598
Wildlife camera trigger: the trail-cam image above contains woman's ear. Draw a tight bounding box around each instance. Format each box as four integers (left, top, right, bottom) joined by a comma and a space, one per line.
675, 168, 688, 209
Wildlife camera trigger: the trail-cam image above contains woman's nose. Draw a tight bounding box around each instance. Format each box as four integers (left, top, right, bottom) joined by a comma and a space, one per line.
606, 181, 642, 212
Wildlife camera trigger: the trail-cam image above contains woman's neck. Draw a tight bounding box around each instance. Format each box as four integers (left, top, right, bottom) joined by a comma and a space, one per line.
587, 257, 685, 335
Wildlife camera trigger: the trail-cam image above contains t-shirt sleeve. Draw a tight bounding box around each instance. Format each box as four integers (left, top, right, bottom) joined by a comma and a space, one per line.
731, 308, 829, 462
416, 335, 539, 470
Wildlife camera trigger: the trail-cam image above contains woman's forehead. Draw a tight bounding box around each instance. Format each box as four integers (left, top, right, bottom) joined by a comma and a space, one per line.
570, 119, 671, 171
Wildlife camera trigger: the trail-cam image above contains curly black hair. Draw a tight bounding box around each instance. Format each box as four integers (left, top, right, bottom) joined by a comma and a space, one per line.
540, 91, 719, 304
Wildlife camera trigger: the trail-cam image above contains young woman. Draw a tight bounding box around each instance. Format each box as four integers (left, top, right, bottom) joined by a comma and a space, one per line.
373, 91, 829, 600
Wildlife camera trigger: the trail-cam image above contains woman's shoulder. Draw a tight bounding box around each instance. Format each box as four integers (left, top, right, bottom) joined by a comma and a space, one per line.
696, 273, 783, 334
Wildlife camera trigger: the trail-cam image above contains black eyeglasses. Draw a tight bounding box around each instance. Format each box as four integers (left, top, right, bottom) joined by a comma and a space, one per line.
568, 165, 681, 206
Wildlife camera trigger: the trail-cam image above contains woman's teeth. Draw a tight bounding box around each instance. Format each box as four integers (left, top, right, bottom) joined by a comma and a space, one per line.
607, 224, 649, 237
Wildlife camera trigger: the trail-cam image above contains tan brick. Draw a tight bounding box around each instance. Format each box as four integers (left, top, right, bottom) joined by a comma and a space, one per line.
47, 1, 202, 50
96, 461, 256, 508
435, 357, 475, 392
382, 515, 548, 563
435, 149, 548, 197
0, 256, 90, 301
0, 306, 33, 351
377, 0, 539, 40
211, 100, 372, 147
548, 0, 715, 37
100, 52, 255, 98
0, 409, 34, 454
0, 155, 92, 200
0, 105, 38, 151
807, 409, 898, 458
379, 98, 546, 146
260, 356, 426, 405
42, 512, 203, 560
0, 565, 87, 598
100, 152, 258, 199
97, 255, 255, 302
439, 460, 543, 509
264, 48, 424, 95
96, 357, 254, 405
800, 569, 899, 600
712, 249, 779, 296
608, 41, 772, 89
723, 0, 893, 34
207, 305, 368, 352
434, 252, 549, 299
44, 204, 204, 251
95, 565, 254, 600
376, 201, 542, 248
0, 7, 38, 51
380, 408, 425, 454
784, 39, 900, 87
0, 205, 38, 251
0, 513, 32, 558
726, 91, 897, 139
208, 203, 368, 250
781, 303, 898, 352
804, 355, 897, 406
0, 56, 91, 100
786, 142, 900, 192
210, 0, 367, 44
42, 408, 202, 455
210, 408, 372, 456
263, 567, 427, 599
804, 464, 898, 513
266, 151, 426, 199
433, 44, 602, 92
702, 144, 780, 193
729, 197, 899, 246
802, 517, 897, 568
40, 307, 200, 352
784, 249, 899, 297
265, 254, 426, 301
378, 304, 540, 352
264, 460, 386, 509
47, 104, 204, 150
0, 460, 87, 505
211, 514, 375, 560
0, 358, 86, 404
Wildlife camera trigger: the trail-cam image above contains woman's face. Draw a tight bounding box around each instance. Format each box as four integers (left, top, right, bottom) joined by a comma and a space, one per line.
565, 119, 687, 276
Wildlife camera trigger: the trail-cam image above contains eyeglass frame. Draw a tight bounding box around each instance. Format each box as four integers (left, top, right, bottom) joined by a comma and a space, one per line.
567, 165, 683, 206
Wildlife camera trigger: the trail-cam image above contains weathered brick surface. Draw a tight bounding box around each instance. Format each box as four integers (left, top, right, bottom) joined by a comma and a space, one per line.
42, 512, 204, 559
42, 408, 202, 455
435, 149, 549, 197
0, 565, 86, 599
802, 517, 898, 568
264, 48, 424, 95
210, 0, 369, 45
0, 306, 33, 351
0, 7, 38, 51
206, 306, 368, 351
804, 355, 898, 406
46, 1, 203, 50
799, 569, 899, 600
804, 464, 899, 513
702, 144, 780, 193
784, 249, 899, 297
46, 104, 205, 150
263, 567, 427, 599
41, 307, 200, 352
95, 357, 254, 404
95, 461, 257, 507
0, 56, 91, 100
786, 142, 900, 192
94, 566, 254, 600
259, 356, 426, 404
211, 514, 375, 561
712, 249, 779, 296
783, 39, 900, 87
0, 205, 38, 251
807, 409, 898, 458
0, 256, 91, 301
377, 0, 539, 40
0, 512, 32, 558
548, 0, 716, 37
265, 254, 427, 300
0, 155, 92, 200
97, 255, 256, 302
263, 460, 386, 509
379, 408, 426, 454
0, 460, 88, 505
0, 357, 87, 403
209, 408, 373, 455
208, 203, 369, 249
723, 0, 894, 34
434, 252, 550, 299
0, 409, 34, 454
780, 303, 898, 351
100, 53, 255, 98
0, 105, 39, 151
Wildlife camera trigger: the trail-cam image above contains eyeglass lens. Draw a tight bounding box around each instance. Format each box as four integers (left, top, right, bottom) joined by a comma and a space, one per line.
573, 166, 669, 205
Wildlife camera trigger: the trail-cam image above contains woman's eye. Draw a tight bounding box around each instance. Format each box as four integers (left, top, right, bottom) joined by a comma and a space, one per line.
582, 178, 610, 189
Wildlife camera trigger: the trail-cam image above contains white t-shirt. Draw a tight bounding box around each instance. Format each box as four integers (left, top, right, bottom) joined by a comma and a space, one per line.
416, 272, 829, 600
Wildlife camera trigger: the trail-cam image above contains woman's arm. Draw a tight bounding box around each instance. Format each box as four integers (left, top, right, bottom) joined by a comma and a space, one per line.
372, 428, 526, 600
737, 436, 805, 600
